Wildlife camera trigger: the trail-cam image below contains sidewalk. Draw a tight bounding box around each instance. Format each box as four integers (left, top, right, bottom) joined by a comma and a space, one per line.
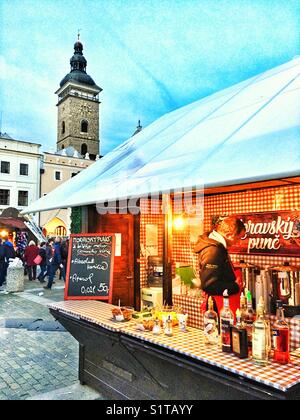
0, 276, 103, 400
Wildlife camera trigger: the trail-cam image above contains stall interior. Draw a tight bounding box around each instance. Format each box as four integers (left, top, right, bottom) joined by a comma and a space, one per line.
139, 184, 300, 350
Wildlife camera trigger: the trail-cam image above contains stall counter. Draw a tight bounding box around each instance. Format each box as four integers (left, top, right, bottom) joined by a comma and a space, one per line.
48, 300, 300, 400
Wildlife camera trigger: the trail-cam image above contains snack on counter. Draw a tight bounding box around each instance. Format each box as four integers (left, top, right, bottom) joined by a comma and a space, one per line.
135, 318, 155, 331
112, 306, 134, 321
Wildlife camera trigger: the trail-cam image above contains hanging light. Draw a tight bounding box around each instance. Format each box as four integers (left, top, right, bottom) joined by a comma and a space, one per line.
0, 230, 8, 238
173, 215, 186, 230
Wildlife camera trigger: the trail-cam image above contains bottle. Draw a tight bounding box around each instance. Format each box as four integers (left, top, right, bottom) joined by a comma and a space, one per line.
239, 292, 247, 323
164, 315, 173, 336
244, 290, 255, 350
220, 289, 234, 353
204, 296, 219, 345
152, 317, 161, 335
231, 309, 248, 359
272, 301, 290, 365
252, 297, 271, 366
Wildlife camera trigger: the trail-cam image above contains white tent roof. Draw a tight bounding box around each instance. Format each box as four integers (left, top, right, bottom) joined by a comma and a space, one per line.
24, 57, 300, 214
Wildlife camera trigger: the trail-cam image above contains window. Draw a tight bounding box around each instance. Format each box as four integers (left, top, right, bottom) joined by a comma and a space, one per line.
1, 161, 10, 174
55, 226, 67, 236
81, 143, 88, 155
20, 163, 29, 176
0, 189, 10, 205
18, 191, 28, 206
62, 121, 65, 134
55, 171, 62, 181
81, 120, 88, 133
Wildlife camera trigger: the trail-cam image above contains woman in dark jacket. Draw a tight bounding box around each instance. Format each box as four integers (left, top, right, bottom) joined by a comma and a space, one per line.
37, 242, 47, 283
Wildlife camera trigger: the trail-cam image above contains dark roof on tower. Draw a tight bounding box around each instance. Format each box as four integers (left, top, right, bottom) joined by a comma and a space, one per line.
60, 39, 101, 89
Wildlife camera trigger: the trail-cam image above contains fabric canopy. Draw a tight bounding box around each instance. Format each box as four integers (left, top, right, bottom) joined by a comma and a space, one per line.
23, 57, 300, 214
0, 217, 27, 229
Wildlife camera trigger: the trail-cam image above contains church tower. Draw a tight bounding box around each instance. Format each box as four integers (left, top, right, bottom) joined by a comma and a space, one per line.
55, 36, 102, 160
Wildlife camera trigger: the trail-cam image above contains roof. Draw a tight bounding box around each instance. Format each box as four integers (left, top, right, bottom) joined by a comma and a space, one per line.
23, 57, 300, 214
0, 217, 27, 230
54, 146, 83, 158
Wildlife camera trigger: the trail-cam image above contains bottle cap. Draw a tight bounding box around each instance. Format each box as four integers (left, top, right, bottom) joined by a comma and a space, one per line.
223, 289, 229, 297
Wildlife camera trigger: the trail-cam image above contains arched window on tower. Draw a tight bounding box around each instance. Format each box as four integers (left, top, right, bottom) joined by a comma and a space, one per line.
81, 120, 88, 133
81, 144, 88, 156
62, 121, 65, 134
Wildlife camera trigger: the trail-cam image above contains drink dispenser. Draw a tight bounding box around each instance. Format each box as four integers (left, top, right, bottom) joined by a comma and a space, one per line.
269, 262, 300, 316
234, 260, 258, 303
147, 256, 163, 287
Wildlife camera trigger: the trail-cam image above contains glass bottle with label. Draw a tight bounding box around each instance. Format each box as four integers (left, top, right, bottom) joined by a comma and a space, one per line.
220, 289, 234, 353
231, 309, 248, 359
244, 290, 255, 351
239, 292, 247, 322
272, 301, 290, 365
204, 296, 219, 345
252, 297, 271, 366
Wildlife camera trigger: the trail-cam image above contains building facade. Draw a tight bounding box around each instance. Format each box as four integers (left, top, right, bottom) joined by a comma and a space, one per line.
0, 133, 41, 223
40, 148, 94, 236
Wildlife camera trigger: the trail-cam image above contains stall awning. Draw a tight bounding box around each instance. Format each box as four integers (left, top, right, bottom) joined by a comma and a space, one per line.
23, 57, 300, 214
0, 217, 27, 229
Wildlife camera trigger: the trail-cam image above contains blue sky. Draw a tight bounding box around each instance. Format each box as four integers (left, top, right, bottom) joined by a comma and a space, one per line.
0, 0, 299, 155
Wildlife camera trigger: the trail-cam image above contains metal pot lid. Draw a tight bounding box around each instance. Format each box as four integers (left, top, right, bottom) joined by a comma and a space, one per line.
234, 260, 257, 269
269, 262, 300, 272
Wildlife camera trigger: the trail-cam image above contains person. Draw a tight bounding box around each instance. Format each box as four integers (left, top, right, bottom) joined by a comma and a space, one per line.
24, 240, 39, 281
3, 237, 16, 281
0, 239, 8, 290
37, 242, 47, 283
44, 237, 65, 290
195, 216, 246, 316
60, 238, 69, 281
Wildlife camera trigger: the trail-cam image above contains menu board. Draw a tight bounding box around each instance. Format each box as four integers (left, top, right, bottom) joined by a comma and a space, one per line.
64, 233, 115, 302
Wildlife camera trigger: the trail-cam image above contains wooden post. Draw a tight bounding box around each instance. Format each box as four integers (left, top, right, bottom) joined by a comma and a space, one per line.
162, 194, 173, 306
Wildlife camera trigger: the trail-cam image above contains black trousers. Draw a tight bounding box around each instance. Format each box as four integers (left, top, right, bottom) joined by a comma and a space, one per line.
27, 265, 37, 281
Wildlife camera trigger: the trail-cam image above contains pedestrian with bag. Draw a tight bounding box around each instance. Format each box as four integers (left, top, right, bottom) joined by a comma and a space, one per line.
24, 240, 39, 281
37, 242, 47, 283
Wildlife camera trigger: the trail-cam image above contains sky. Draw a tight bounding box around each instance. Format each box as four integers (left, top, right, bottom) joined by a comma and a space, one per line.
0, 0, 299, 156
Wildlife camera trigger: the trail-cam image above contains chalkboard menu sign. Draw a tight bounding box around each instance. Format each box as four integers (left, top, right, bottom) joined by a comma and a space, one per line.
64, 233, 115, 302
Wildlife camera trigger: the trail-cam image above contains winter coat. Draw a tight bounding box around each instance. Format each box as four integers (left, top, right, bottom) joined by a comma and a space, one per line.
194, 233, 240, 296
0, 245, 7, 263
45, 245, 53, 266
38, 247, 47, 265
4, 241, 16, 260
52, 243, 62, 265
24, 245, 39, 266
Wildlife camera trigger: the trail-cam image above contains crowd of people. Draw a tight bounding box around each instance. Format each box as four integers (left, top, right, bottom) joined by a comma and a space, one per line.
0, 236, 69, 291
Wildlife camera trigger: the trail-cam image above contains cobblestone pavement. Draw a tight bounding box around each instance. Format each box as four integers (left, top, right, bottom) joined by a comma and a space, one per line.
0, 277, 102, 400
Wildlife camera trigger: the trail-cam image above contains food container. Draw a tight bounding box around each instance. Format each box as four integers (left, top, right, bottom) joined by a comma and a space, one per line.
112, 306, 134, 321
135, 318, 155, 332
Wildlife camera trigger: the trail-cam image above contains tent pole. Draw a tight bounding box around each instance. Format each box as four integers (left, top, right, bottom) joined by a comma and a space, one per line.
162, 194, 173, 306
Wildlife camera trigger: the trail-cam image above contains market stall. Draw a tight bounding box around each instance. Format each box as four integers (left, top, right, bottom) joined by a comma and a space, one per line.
22, 57, 300, 399
48, 300, 300, 400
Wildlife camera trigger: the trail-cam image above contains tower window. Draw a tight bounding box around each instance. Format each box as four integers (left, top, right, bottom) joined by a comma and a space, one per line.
62, 121, 65, 134
81, 144, 88, 155
55, 171, 62, 181
81, 120, 88, 133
